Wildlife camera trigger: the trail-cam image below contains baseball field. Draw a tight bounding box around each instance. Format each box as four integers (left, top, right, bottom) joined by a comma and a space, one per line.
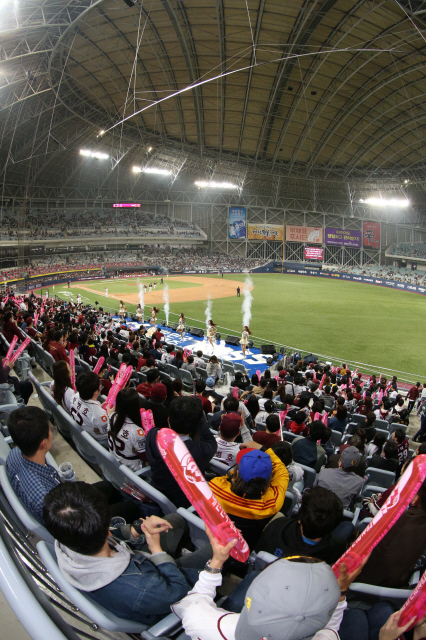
51, 273, 426, 379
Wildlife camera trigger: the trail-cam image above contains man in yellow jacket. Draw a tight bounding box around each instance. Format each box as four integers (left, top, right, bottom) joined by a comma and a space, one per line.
209, 445, 289, 549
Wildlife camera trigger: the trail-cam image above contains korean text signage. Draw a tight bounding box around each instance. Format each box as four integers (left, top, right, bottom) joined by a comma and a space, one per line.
305, 247, 324, 260
229, 207, 246, 239
286, 226, 323, 244
325, 227, 362, 248
247, 223, 284, 241
363, 221, 380, 249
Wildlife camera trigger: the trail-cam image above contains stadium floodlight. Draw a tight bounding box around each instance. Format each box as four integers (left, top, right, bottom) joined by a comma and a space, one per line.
195, 180, 238, 189
79, 149, 109, 159
142, 167, 172, 175
132, 166, 143, 173
359, 197, 410, 207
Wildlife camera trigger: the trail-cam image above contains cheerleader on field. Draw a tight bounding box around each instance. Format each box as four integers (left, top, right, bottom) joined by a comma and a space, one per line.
240, 325, 252, 359
118, 300, 125, 321
136, 304, 144, 324
150, 306, 160, 325
207, 320, 217, 349
177, 313, 185, 339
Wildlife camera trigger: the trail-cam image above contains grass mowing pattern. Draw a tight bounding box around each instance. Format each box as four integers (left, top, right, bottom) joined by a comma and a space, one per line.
55, 274, 426, 378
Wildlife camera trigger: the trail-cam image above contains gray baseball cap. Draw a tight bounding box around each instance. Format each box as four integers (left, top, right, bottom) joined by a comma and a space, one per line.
340, 445, 363, 469
235, 558, 340, 640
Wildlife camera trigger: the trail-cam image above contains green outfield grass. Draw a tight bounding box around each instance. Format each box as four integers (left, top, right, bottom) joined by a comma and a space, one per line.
53, 274, 426, 378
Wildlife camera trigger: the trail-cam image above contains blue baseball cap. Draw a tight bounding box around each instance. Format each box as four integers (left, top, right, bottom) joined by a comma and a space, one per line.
237, 449, 273, 482
206, 377, 215, 387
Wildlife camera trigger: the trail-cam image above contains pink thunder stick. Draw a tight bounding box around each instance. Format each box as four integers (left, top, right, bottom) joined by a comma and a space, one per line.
7, 337, 31, 368
33, 313, 39, 327
398, 569, 426, 629
318, 373, 326, 390
157, 428, 249, 562
321, 412, 328, 426
232, 387, 240, 399
69, 349, 77, 391
103, 365, 133, 410
3, 336, 18, 365
140, 408, 155, 434
93, 357, 105, 374
332, 455, 426, 579
279, 408, 289, 439
256, 369, 261, 381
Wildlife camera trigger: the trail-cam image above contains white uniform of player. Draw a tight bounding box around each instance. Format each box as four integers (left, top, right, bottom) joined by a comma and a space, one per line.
50, 382, 74, 414
153, 282, 157, 290
77, 294, 81, 305
149, 284, 152, 292
107, 417, 146, 472
70, 393, 109, 442
143, 285, 147, 293
105, 288, 108, 298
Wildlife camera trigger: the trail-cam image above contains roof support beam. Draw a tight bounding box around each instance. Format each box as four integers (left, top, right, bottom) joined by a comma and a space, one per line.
216, 0, 225, 153
160, 0, 204, 157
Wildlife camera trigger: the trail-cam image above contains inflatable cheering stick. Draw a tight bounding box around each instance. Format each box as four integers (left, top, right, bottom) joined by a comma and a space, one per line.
3, 336, 18, 366
8, 337, 31, 368
69, 349, 77, 392
333, 455, 426, 579
93, 357, 105, 375
232, 386, 240, 399
140, 408, 155, 434
318, 373, 326, 390
102, 363, 127, 410
398, 568, 426, 629
157, 428, 250, 562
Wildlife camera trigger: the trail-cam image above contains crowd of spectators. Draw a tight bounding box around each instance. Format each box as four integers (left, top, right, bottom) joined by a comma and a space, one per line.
2, 290, 426, 640
0, 208, 203, 241
0, 247, 261, 283
324, 263, 426, 286
389, 242, 426, 259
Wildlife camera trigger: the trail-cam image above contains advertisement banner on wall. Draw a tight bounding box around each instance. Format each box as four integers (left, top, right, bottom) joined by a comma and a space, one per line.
325, 227, 362, 247
247, 223, 284, 241
286, 225, 323, 243
229, 207, 246, 239
363, 221, 381, 248
304, 247, 324, 260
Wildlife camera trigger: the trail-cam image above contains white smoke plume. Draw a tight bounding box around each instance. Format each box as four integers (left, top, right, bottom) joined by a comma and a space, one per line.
163, 284, 169, 325
242, 275, 253, 327
137, 279, 144, 310
205, 295, 212, 328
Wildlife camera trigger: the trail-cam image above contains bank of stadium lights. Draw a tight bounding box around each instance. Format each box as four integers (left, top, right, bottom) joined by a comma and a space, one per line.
195, 180, 238, 189
359, 197, 410, 208
79, 149, 109, 160
132, 166, 172, 176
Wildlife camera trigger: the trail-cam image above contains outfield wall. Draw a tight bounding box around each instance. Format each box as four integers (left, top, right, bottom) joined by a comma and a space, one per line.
268, 262, 426, 296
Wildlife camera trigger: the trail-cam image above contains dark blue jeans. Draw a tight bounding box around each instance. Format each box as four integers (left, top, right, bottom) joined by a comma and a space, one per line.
339, 602, 394, 640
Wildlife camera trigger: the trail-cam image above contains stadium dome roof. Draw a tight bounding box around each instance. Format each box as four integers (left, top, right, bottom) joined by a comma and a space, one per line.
1, 0, 426, 199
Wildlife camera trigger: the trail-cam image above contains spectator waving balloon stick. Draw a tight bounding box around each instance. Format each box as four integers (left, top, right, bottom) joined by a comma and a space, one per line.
7, 337, 31, 368
102, 363, 127, 409
319, 373, 326, 390
332, 455, 426, 579
69, 349, 76, 391
93, 357, 105, 374
398, 568, 426, 629
140, 408, 155, 434
157, 428, 249, 562
3, 336, 18, 364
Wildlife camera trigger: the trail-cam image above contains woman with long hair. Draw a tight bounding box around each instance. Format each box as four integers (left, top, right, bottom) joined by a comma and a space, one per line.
118, 300, 125, 321
240, 325, 252, 359
206, 354, 222, 381
150, 306, 160, 326
136, 303, 144, 324
50, 360, 74, 413
108, 388, 146, 471
207, 319, 217, 349
177, 313, 185, 339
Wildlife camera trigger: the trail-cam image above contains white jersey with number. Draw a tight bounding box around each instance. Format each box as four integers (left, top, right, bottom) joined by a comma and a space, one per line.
70, 393, 109, 441
107, 417, 145, 472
